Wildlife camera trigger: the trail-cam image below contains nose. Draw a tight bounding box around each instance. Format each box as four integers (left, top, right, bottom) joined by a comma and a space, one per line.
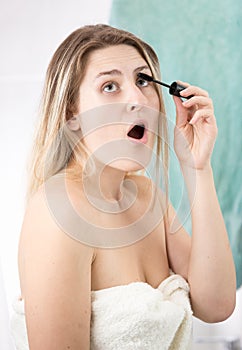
126, 103, 142, 113
126, 85, 148, 113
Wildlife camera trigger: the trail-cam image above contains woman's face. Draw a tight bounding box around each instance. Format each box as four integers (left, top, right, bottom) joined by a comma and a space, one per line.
75, 44, 160, 172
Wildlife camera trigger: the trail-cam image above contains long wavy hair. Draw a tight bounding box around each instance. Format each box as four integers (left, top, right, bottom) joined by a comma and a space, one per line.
26, 24, 168, 202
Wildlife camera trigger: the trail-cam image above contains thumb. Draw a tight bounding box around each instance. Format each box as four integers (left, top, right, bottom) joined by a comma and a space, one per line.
173, 96, 188, 128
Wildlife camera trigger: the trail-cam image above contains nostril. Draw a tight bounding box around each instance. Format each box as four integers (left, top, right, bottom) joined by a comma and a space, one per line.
127, 103, 141, 112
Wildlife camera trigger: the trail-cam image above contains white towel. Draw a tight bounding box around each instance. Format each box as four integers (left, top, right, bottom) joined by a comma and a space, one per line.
10, 297, 29, 350
10, 274, 193, 349
90, 274, 193, 349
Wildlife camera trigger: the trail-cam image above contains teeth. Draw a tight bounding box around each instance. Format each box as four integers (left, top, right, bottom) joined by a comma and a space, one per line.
127, 124, 145, 139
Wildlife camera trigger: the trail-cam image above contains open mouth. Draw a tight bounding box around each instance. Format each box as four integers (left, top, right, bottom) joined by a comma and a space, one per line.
127, 123, 145, 140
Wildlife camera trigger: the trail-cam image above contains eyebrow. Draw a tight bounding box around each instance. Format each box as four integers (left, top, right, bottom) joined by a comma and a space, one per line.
94, 65, 150, 80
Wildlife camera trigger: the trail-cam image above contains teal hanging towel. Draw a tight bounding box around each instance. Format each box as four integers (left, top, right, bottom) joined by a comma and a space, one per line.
110, 0, 242, 288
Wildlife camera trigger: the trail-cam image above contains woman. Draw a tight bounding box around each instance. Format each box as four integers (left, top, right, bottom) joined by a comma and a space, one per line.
11, 24, 236, 349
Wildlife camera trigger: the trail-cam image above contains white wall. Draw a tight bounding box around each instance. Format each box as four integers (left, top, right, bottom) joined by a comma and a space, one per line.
0, 1, 112, 348
1, 1, 241, 349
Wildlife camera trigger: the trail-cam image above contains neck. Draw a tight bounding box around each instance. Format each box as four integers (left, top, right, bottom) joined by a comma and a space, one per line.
83, 160, 126, 203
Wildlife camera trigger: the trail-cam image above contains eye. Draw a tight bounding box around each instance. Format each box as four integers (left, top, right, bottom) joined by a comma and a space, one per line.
136, 77, 149, 88
103, 82, 119, 93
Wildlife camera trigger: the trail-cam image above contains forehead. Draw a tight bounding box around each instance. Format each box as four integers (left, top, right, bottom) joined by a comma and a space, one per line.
85, 45, 148, 76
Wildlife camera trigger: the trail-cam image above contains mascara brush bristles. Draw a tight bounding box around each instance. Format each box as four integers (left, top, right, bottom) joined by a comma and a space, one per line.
137, 73, 171, 89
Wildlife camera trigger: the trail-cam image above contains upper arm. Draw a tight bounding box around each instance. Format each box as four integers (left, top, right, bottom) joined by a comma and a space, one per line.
19, 188, 95, 350
163, 199, 192, 279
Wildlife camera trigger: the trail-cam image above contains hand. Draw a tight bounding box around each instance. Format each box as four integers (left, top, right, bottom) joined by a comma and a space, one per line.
173, 82, 218, 170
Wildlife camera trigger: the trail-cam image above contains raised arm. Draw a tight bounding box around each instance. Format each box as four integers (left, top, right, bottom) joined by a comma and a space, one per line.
165, 83, 236, 323
18, 187, 95, 349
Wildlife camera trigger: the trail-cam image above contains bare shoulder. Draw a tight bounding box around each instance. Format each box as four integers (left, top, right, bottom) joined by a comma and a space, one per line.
20, 182, 94, 258
18, 183, 95, 350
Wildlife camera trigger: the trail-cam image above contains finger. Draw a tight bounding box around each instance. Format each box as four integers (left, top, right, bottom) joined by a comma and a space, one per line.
182, 96, 213, 109
173, 96, 190, 127
179, 84, 209, 98
189, 109, 215, 125
176, 80, 190, 87
173, 95, 196, 128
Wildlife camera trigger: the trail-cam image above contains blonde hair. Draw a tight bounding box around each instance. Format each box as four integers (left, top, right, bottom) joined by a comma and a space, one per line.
26, 24, 169, 202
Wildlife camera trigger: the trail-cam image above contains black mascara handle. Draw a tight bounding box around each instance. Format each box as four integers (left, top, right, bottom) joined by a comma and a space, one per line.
169, 82, 194, 99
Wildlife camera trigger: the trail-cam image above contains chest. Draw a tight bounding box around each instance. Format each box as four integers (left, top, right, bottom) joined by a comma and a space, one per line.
91, 221, 169, 291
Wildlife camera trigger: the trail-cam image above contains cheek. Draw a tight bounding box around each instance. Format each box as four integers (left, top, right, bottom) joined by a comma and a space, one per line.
78, 93, 100, 114
82, 125, 124, 152
146, 90, 160, 111
146, 131, 156, 152
153, 95, 161, 111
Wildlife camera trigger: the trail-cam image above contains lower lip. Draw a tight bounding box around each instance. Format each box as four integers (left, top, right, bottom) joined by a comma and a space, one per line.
127, 129, 148, 144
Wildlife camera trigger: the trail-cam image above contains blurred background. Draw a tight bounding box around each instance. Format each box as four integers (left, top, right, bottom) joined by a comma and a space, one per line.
0, 0, 241, 349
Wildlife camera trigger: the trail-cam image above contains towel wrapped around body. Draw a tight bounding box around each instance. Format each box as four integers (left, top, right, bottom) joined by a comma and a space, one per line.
11, 274, 193, 349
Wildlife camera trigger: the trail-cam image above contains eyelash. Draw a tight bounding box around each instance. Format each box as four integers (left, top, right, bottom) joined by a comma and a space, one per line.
136, 77, 149, 87
102, 77, 149, 93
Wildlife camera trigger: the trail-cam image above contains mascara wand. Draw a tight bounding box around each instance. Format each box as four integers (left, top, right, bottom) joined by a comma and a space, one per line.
137, 73, 193, 99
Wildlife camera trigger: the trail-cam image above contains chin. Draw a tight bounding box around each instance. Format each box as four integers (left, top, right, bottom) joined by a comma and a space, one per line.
108, 159, 146, 173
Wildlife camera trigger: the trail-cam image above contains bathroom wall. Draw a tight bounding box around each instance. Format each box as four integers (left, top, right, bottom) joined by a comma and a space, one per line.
110, 0, 242, 348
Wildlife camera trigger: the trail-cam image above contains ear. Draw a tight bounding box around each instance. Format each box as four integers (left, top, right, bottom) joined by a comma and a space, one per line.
66, 116, 80, 131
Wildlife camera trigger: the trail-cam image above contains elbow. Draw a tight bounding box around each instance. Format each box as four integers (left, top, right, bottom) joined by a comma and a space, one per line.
213, 298, 236, 323
203, 304, 235, 324
192, 295, 236, 323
